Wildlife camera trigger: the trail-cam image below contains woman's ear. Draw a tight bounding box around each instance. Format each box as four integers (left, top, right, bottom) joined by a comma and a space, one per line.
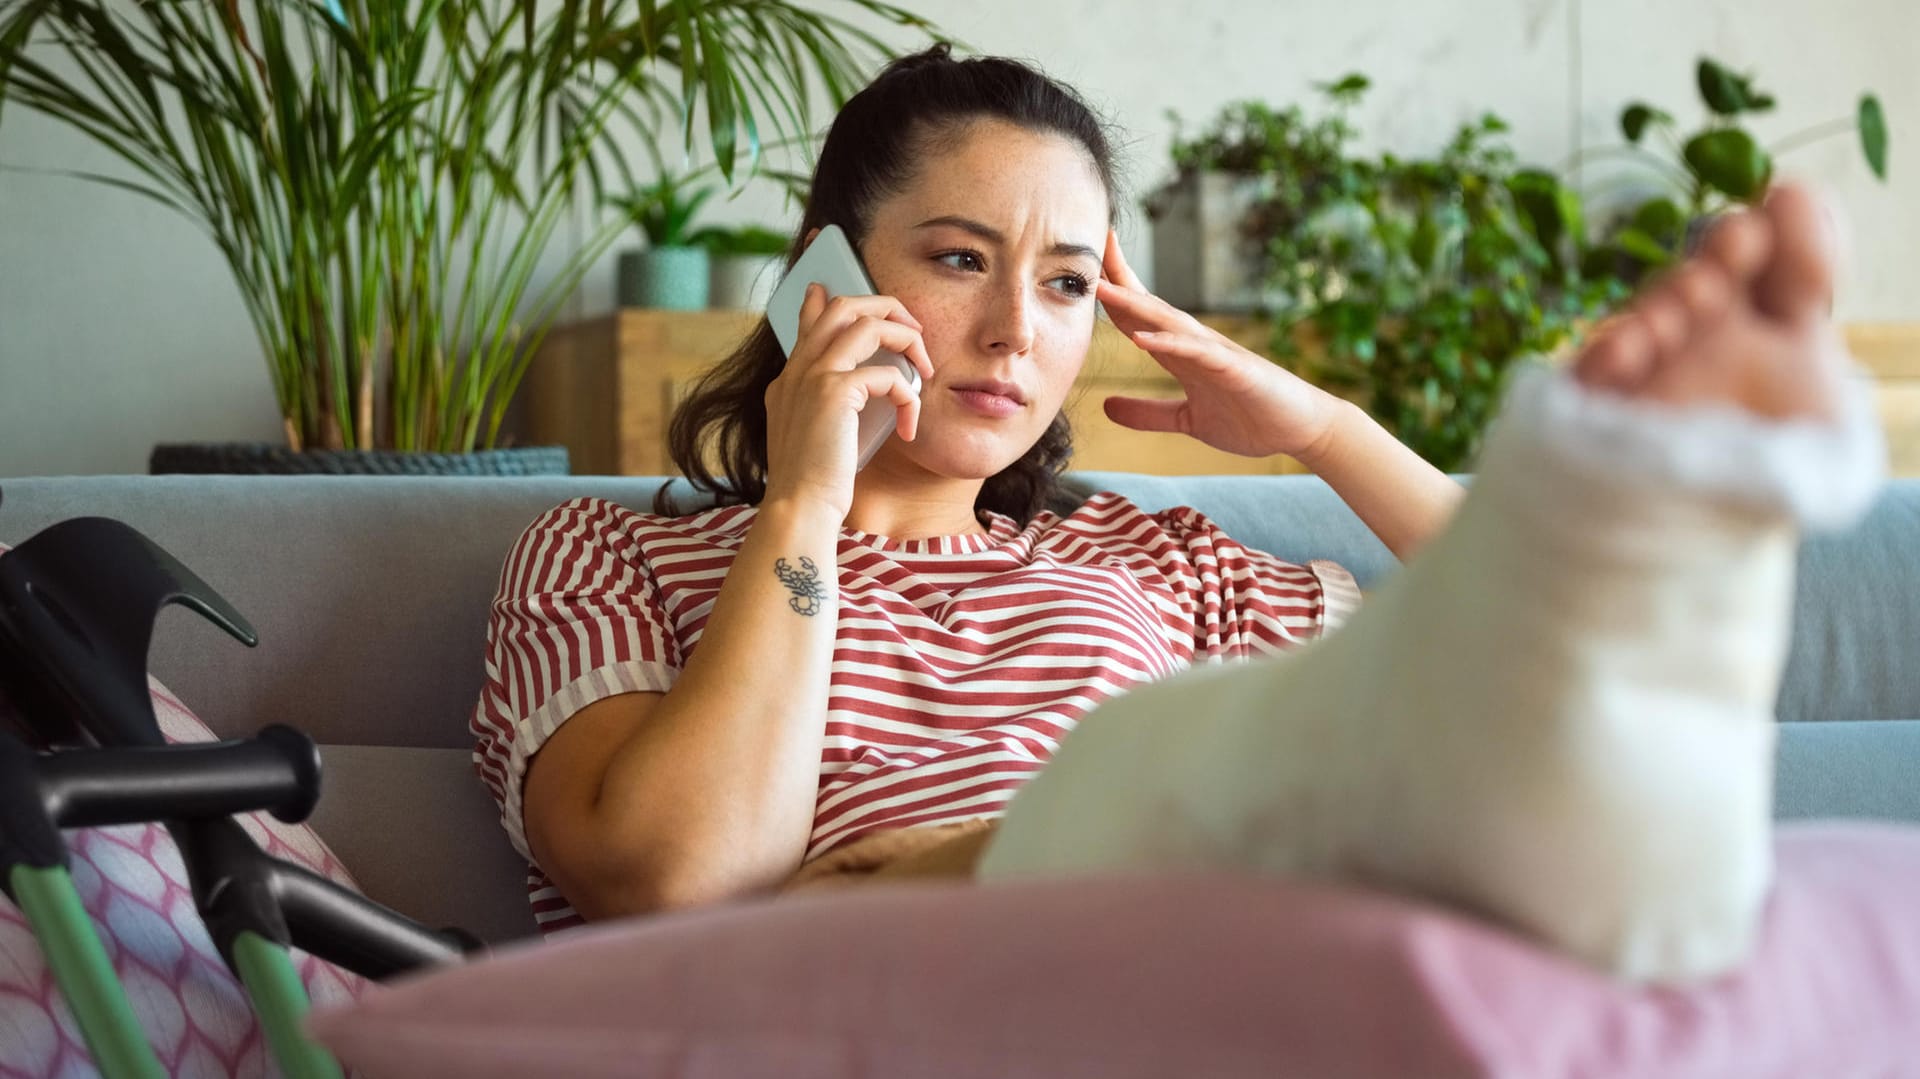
801, 227, 821, 250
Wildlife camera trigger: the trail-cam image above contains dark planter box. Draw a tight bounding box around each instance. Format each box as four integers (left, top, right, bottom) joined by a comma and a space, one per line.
150, 443, 570, 477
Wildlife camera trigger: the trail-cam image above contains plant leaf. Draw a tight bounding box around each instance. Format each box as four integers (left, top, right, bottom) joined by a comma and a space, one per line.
1696, 57, 1749, 116
1, 161, 196, 217
1685, 127, 1770, 201
1315, 72, 1369, 101
1629, 197, 1686, 246
1613, 227, 1676, 265
1507, 170, 1567, 245
1619, 102, 1672, 144
1860, 93, 1889, 180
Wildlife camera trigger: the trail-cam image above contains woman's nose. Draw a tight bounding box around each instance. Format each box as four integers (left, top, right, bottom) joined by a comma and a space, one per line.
979, 278, 1036, 356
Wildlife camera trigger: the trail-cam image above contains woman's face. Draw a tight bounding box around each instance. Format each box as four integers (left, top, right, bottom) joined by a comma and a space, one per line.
852, 119, 1110, 482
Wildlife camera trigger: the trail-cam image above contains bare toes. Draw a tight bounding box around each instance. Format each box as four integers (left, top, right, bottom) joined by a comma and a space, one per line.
1755, 183, 1839, 326
1668, 262, 1735, 335
1575, 317, 1657, 392
1699, 209, 1773, 283
1636, 291, 1690, 362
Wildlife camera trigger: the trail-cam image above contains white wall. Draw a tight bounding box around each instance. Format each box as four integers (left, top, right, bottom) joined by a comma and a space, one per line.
3, 0, 1913, 475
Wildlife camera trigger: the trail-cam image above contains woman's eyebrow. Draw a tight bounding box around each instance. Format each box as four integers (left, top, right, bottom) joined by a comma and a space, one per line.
913, 215, 1099, 263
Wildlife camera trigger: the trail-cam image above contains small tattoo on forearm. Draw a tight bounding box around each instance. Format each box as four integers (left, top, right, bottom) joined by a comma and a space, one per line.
774, 556, 829, 616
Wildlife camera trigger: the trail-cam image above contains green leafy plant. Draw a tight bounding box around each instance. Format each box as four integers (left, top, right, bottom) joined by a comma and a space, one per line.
1587, 56, 1890, 279
1169, 80, 1628, 471
1157, 78, 1373, 299
613, 174, 722, 249
700, 225, 793, 257
1169, 75, 1370, 178
0, 0, 938, 453
612, 160, 808, 251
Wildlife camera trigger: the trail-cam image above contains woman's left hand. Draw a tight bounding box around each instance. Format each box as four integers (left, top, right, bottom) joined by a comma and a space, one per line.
1096, 231, 1344, 462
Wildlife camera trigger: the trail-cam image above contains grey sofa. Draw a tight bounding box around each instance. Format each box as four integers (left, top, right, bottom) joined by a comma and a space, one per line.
3, 472, 1918, 949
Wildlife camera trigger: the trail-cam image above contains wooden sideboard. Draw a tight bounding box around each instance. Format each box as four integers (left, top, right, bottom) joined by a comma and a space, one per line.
528, 309, 1920, 477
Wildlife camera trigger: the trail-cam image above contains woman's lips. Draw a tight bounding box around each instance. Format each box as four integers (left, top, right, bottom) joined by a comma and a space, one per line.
951, 387, 1024, 418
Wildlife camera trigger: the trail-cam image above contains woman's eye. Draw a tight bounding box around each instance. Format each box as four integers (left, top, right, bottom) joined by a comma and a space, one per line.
1052, 273, 1093, 299
933, 250, 1091, 299
936, 250, 984, 272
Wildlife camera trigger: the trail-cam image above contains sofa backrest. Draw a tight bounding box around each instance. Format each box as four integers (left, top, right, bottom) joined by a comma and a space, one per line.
3, 473, 1915, 749
1071, 472, 1920, 727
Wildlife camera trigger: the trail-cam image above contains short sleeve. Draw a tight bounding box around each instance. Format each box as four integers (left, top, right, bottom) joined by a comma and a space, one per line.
469, 497, 683, 861
1150, 505, 1364, 661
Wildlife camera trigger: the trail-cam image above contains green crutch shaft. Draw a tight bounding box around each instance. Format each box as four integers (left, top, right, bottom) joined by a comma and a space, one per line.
7, 864, 163, 1079
231, 929, 343, 1079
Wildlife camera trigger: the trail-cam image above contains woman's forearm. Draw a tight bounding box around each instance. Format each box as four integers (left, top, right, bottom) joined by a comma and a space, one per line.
589, 498, 843, 906
1297, 399, 1466, 561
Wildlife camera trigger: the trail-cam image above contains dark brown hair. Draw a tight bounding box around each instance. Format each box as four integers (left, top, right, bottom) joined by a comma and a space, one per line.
657, 44, 1122, 522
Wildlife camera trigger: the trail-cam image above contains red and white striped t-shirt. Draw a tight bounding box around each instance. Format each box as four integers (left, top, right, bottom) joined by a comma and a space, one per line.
470, 492, 1361, 935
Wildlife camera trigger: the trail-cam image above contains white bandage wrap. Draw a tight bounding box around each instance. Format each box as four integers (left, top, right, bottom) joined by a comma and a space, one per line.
1503, 358, 1886, 533
979, 362, 1887, 984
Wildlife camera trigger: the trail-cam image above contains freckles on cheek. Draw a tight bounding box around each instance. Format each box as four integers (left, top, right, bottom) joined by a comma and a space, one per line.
900, 292, 959, 328
899, 297, 964, 359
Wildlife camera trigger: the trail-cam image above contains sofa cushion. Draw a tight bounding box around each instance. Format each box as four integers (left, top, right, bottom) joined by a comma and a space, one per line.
308, 823, 1920, 1079
1778, 489, 1920, 721
308, 744, 539, 944
0, 666, 370, 1076
1065, 472, 1403, 588
1775, 719, 1920, 822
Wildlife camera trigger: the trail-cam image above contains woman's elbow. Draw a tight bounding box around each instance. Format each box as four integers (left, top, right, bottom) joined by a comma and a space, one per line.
542, 839, 766, 921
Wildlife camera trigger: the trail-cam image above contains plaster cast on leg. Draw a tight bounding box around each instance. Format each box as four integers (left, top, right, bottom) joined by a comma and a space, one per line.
978, 362, 1884, 985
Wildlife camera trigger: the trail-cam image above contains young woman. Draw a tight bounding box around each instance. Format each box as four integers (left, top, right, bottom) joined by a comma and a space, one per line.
471, 45, 1882, 984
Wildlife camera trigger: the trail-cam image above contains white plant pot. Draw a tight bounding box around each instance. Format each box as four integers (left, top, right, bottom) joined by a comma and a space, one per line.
708, 254, 784, 311
1145, 171, 1278, 313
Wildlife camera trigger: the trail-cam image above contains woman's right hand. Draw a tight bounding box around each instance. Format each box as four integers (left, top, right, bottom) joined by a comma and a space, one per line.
762, 283, 936, 520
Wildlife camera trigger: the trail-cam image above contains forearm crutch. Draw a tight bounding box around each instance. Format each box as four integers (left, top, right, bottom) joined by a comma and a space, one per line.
0, 494, 480, 1078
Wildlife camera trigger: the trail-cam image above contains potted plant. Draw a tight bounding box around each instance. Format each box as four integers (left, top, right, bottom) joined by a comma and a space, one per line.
1161, 79, 1628, 472
0, 0, 941, 473
702, 226, 796, 311
1146, 78, 1371, 312
1583, 56, 1890, 281
613, 175, 721, 311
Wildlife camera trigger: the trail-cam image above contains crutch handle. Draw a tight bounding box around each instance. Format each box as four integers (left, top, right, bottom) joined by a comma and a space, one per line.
42, 724, 321, 827
0, 725, 320, 873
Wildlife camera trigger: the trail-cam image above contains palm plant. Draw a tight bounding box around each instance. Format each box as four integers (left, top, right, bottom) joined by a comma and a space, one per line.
0, 0, 938, 454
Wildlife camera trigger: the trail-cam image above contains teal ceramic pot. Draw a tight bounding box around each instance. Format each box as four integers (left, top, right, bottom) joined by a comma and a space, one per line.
617, 246, 710, 310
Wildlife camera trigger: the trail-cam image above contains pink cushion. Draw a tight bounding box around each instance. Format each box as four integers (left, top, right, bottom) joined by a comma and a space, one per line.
0, 569, 371, 1077
309, 824, 1920, 1078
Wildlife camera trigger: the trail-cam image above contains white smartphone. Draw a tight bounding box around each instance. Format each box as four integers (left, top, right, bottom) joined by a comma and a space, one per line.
766, 224, 923, 471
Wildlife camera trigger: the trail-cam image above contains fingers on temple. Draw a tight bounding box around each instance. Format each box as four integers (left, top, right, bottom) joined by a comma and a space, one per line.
1101, 281, 1206, 337
1103, 230, 1146, 291
1132, 328, 1231, 373
1103, 394, 1187, 434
